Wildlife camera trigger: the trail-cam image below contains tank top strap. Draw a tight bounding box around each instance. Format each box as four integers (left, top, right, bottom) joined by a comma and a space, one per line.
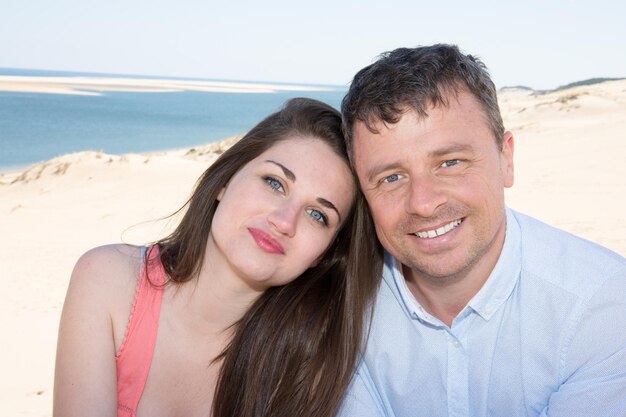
116, 245, 165, 416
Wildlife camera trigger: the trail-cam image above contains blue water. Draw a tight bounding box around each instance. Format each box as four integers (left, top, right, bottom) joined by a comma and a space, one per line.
0, 68, 346, 170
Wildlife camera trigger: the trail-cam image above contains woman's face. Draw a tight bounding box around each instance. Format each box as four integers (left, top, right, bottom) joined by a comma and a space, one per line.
208, 137, 355, 291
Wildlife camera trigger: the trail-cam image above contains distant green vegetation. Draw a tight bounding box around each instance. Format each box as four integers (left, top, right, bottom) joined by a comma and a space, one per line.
499, 85, 534, 92
553, 77, 626, 92
500, 77, 625, 95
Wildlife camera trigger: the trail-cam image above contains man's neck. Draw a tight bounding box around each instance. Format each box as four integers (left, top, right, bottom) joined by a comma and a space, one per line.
404, 266, 489, 327
403, 227, 506, 327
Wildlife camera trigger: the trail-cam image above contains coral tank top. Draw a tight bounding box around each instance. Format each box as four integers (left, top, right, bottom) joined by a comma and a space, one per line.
115, 246, 164, 417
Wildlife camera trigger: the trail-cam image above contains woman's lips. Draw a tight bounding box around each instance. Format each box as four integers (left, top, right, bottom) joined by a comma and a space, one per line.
248, 227, 285, 254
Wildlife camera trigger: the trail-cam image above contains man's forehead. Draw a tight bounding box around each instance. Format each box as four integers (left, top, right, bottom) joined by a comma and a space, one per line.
351, 100, 495, 159
354, 101, 440, 135
352, 86, 474, 133
353, 106, 426, 140
353, 117, 385, 137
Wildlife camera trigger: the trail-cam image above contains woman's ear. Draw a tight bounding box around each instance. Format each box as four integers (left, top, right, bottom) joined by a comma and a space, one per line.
217, 187, 226, 201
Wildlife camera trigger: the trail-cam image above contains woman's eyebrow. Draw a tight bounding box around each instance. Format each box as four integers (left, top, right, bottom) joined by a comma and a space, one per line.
266, 160, 296, 182
317, 198, 341, 222
266, 160, 342, 222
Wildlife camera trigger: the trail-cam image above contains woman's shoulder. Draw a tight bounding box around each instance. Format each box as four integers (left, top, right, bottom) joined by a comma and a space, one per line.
70, 244, 153, 350
71, 244, 143, 290
75, 243, 143, 268
68, 244, 146, 343
55, 244, 146, 414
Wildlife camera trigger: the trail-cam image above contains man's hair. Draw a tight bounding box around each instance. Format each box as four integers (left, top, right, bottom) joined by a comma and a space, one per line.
342, 44, 505, 154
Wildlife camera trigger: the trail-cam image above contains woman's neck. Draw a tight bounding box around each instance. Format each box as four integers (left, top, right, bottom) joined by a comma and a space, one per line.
168, 250, 264, 338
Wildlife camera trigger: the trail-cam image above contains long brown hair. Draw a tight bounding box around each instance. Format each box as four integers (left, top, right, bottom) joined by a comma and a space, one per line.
156, 98, 382, 417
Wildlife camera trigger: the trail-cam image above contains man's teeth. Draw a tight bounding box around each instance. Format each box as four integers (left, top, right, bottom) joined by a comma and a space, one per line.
414, 219, 462, 239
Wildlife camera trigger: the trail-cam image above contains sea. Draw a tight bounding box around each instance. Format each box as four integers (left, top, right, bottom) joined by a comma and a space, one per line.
0, 68, 347, 172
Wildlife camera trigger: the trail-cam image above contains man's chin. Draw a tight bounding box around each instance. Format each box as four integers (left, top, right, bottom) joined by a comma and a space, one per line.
399, 249, 476, 283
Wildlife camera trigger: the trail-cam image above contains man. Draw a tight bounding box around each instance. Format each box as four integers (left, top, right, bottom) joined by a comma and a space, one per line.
339, 44, 626, 417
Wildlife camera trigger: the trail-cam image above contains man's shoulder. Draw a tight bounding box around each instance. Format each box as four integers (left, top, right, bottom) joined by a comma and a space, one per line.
512, 209, 624, 266
511, 209, 625, 296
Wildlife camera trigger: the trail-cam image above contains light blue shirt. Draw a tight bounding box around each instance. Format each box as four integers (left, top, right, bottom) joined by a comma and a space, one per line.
339, 208, 626, 417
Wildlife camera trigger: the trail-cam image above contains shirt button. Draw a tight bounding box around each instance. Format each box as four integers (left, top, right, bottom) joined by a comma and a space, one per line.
453, 340, 461, 348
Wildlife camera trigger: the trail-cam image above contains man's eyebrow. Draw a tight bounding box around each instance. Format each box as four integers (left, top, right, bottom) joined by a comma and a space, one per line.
317, 198, 341, 223
429, 143, 474, 158
266, 160, 296, 182
365, 162, 403, 183
364, 144, 475, 182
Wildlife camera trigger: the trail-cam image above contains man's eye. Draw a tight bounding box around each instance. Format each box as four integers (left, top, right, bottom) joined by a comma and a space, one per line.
383, 174, 401, 183
441, 159, 460, 168
306, 208, 328, 226
263, 176, 284, 192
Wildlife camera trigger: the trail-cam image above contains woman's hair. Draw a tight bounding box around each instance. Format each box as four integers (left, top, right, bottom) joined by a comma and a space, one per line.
155, 97, 382, 417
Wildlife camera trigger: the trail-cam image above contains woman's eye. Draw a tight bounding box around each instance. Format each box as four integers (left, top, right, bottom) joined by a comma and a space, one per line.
383, 174, 401, 183
306, 208, 328, 226
441, 159, 460, 168
263, 176, 284, 193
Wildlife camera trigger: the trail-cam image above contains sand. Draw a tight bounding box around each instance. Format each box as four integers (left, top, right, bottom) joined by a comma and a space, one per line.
1, 80, 624, 417
500, 81, 626, 254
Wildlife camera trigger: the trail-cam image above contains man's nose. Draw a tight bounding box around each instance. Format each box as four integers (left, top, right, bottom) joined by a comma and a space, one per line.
406, 174, 448, 218
267, 202, 298, 237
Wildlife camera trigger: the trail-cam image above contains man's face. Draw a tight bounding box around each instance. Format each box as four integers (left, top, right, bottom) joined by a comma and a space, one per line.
352, 90, 514, 284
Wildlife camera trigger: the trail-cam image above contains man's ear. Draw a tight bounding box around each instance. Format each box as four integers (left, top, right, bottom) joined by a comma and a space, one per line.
501, 131, 514, 188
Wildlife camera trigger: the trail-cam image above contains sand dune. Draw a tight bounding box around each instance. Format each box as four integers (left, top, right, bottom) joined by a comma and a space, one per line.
500, 80, 626, 255
1, 80, 625, 417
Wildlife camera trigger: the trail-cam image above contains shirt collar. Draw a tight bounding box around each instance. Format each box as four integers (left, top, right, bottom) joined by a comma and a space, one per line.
383, 251, 423, 320
383, 207, 522, 323
467, 207, 522, 320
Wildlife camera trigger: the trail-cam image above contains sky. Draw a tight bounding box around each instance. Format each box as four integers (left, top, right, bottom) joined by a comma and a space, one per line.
1, 0, 625, 90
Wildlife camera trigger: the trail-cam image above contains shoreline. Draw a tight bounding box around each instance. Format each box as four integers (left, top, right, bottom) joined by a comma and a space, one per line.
0, 74, 346, 173
0, 135, 244, 176
0, 75, 338, 96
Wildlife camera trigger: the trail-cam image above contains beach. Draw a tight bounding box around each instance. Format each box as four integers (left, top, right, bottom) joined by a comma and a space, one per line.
1, 80, 625, 417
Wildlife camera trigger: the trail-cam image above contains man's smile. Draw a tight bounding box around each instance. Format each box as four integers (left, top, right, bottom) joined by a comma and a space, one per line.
411, 218, 463, 239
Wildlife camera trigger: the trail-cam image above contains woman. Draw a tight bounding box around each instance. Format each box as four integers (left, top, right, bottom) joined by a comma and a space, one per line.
53, 98, 382, 417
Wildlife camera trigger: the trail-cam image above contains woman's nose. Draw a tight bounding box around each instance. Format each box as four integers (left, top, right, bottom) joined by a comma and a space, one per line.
267, 203, 298, 237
